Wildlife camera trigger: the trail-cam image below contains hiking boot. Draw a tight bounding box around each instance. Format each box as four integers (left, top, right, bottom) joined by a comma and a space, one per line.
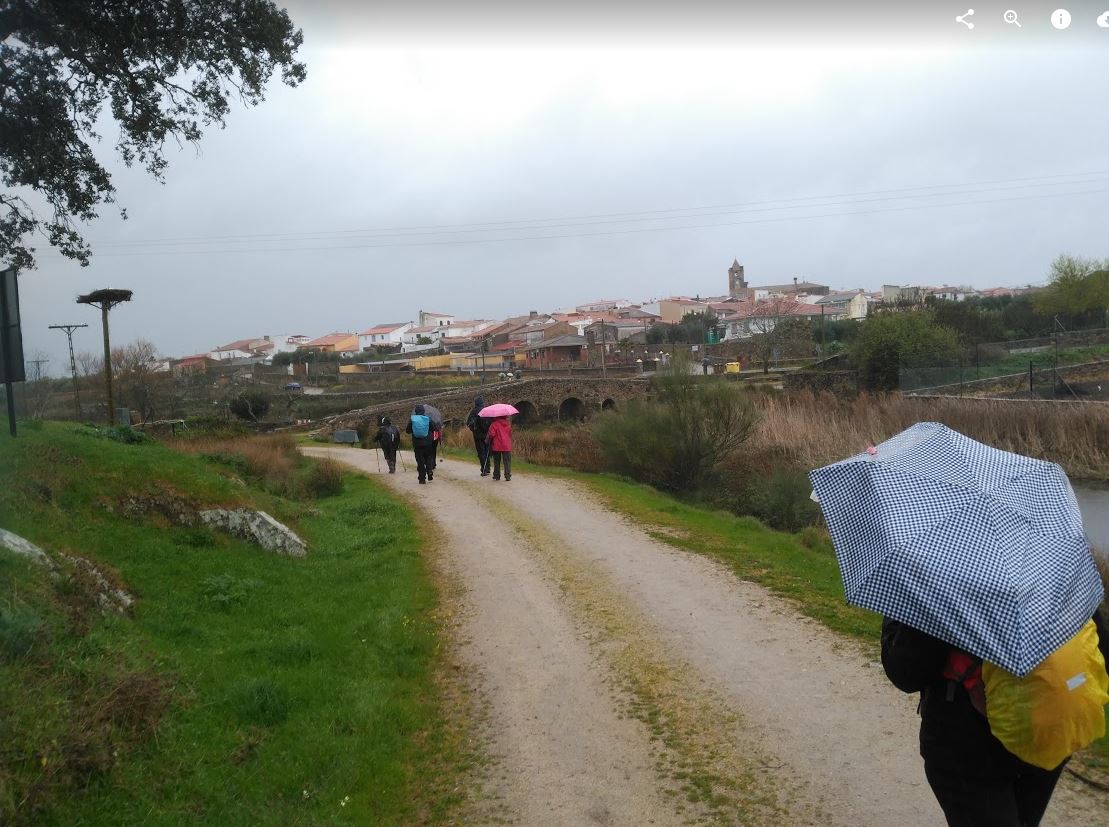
505, 476, 511, 481
418, 478, 426, 484
492, 476, 500, 481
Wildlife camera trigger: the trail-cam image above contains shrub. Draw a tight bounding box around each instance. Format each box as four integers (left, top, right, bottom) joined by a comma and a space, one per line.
305, 458, 344, 498
78, 424, 152, 444
799, 525, 835, 555
593, 364, 759, 491
745, 469, 823, 532
228, 390, 272, 421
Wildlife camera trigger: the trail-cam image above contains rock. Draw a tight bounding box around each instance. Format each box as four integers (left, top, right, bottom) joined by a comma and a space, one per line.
57, 552, 135, 614
0, 528, 134, 615
0, 528, 51, 566
198, 509, 307, 557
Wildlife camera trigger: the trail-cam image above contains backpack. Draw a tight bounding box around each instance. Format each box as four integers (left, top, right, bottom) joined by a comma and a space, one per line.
945, 620, 1109, 770
410, 414, 430, 438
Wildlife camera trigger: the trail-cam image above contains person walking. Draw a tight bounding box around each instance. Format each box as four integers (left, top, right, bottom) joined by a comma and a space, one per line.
423, 404, 444, 474
405, 404, 435, 483
485, 415, 512, 481
701, 356, 710, 375
881, 610, 1109, 826
372, 415, 400, 473
465, 395, 491, 475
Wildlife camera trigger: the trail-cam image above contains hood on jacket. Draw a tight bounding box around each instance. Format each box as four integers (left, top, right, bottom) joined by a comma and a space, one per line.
474, 396, 485, 409
414, 404, 425, 414
380, 416, 391, 426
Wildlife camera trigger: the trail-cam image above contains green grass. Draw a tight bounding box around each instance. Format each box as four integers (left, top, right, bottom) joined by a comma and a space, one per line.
0, 422, 464, 825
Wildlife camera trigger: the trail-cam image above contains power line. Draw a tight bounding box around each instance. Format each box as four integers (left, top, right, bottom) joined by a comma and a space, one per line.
86, 169, 1109, 249
70, 183, 1109, 259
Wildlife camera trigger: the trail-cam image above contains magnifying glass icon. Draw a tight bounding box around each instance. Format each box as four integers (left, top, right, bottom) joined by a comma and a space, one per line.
1004, 9, 1022, 27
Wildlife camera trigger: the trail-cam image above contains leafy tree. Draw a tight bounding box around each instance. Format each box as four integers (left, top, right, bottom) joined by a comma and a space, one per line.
1, 1, 305, 270
851, 309, 964, 391
1034, 255, 1109, 321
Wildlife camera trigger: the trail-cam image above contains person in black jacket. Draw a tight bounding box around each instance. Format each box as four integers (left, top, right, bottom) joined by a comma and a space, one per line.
372, 415, 400, 473
464, 395, 491, 476
405, 404, 435, 483
881, 608, 1109, 826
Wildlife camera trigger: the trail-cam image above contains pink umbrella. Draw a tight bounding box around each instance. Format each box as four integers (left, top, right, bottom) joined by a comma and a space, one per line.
479, 403, 518, 418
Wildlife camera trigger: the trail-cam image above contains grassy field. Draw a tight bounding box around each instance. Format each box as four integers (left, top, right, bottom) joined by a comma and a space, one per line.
0, 422, 466, 825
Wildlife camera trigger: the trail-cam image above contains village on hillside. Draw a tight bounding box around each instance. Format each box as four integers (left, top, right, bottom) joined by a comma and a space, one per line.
167, 259, 1040, 379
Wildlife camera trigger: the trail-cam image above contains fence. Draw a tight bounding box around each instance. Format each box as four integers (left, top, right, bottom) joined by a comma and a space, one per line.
901, 329, 1109, 398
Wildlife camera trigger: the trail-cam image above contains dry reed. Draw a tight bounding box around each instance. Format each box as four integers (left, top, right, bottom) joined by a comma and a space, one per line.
754, 392, 1109, 480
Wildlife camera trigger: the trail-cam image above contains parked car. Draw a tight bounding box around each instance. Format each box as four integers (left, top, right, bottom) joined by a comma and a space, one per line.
282, 382, 302, 391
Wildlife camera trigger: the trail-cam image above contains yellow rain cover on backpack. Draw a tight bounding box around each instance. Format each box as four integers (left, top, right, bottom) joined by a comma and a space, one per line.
982, 620, 1109, 771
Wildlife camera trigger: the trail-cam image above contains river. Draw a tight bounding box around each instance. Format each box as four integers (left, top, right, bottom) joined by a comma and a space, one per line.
1074, 485, 1109, 554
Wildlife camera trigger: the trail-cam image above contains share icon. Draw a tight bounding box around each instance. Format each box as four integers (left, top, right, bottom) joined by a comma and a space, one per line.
956, 8, 976, 29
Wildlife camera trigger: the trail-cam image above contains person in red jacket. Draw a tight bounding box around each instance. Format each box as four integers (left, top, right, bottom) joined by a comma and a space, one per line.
485, 415, 512, 481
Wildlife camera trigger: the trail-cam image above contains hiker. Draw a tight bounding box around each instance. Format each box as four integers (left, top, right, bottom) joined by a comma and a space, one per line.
485, 415, 512, 481
405, 404, 435, 484
880, 609, 1109, 826
465, 395, 491, 476
423, 404, 444, 473
701, 356, 710, 375
372, 415, 400, 473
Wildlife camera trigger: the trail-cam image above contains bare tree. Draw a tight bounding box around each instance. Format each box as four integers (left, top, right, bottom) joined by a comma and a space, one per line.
75, 350, 102, 377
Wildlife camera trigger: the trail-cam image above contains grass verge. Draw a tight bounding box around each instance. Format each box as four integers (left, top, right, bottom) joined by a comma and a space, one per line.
0, 423, 466, 825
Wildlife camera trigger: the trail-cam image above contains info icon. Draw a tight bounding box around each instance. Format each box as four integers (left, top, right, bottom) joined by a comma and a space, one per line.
1051, 9, 1072, 29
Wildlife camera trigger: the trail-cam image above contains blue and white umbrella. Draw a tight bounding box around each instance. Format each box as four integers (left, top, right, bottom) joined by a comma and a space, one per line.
810, 422, 1104, 677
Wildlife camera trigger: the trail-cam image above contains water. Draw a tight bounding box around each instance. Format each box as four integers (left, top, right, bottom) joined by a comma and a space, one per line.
1074, 485, 1109, 554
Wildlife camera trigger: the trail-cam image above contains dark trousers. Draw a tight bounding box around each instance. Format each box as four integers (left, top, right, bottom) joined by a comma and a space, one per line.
414, 443, 435, 481
430, 437, 439, 469
472, 432, 489, 473
923, 750, 1065, 826
381, 445, 397, 472
491, 451, 511, 480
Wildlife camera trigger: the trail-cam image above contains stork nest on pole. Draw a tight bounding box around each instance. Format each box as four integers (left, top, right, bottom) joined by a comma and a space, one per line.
77, 288, 133, 308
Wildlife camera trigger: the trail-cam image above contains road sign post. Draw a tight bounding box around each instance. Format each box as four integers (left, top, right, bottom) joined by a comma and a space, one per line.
1, 268, 26, 437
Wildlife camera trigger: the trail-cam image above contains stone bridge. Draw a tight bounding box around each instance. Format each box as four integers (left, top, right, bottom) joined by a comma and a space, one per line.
321, 376, 649, 436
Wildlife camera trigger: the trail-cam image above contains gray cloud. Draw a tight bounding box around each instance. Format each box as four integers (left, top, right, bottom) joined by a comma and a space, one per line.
17, 5, 1109, 372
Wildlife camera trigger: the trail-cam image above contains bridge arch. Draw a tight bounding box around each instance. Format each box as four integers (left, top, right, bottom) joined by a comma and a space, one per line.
514, 400, 539, 423
601, 397, 617, 411
558, 396, 587, 422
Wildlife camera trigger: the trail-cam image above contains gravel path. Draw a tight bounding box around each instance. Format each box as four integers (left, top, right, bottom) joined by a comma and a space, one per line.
304, 446, 1106, 826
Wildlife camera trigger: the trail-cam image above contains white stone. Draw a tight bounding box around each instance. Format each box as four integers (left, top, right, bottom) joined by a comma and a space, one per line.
198, 509, 307, 557
0, 528, 51, 566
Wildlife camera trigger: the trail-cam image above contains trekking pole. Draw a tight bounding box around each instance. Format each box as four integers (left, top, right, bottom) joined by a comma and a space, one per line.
399, 450, 407, 473
374, 446, 381, 473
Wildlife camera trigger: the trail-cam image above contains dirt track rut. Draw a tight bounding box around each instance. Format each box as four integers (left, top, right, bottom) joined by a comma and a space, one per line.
304, 446, 1106, 826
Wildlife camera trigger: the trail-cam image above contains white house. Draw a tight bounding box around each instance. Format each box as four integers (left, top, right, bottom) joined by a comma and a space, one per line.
418, 310, 455, 327
442, 319, 497, 339
815, 290, 869, 320
358, 322, 414, 351
576, 299, 631, 313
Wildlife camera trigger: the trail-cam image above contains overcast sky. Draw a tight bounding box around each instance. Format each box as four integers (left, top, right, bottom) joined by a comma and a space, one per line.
17, 2, 1109, 371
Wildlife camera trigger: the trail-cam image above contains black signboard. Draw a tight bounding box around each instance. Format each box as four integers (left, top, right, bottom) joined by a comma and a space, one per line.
0, 267, 24, 384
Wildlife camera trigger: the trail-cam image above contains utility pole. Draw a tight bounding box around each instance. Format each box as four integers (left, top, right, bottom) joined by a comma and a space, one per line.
24, 358, 49, 419
49, 323, 88, 419
77, 289, 133, 425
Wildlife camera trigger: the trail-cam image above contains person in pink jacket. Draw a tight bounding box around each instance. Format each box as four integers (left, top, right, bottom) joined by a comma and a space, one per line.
485, 415, 513, 481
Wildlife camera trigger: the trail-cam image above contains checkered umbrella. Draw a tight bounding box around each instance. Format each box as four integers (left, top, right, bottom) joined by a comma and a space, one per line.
810, 422, 1104, 677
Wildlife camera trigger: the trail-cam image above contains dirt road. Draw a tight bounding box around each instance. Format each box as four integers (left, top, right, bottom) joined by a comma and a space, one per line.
305, 447, 1106, 826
